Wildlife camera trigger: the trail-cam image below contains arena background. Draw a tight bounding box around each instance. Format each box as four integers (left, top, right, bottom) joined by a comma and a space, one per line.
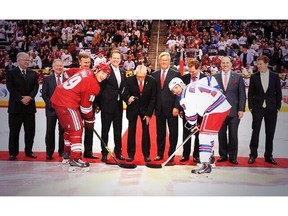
1, 0, 287, 215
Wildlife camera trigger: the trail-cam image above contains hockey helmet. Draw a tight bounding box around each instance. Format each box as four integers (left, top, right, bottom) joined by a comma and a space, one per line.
96, 63, 111, 75
64, 67, 91, 79
169, 77, 185, 91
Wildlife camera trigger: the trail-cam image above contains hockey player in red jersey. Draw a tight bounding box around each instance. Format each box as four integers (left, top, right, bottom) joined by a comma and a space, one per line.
169, 77, 231, 174
51, 63, 111, 170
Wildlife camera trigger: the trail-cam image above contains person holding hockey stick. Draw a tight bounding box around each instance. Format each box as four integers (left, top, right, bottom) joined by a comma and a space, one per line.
51, 63, 111, 171
169, 77, 231, 174
179, 59, 219, 164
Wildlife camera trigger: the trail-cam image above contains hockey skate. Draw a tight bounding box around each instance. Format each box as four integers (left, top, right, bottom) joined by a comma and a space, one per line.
191, 162, 212, 178
68, 159, 90, 172
62, 152, 70, 164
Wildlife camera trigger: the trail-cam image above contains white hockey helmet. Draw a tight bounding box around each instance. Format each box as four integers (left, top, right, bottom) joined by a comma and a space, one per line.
169, 77, 185, 91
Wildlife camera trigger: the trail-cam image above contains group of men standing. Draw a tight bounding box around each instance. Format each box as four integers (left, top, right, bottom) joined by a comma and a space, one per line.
6, 49, 282, 174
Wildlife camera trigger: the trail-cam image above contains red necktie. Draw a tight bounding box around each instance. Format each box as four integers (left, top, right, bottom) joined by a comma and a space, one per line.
161, 70, 166, 89
57, 75, 61, 86
192, 76, 197, 82
139, 81, 143, 95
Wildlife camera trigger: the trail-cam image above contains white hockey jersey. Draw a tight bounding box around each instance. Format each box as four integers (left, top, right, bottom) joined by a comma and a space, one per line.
179, 82, 231, 126
197, 76, 219, 89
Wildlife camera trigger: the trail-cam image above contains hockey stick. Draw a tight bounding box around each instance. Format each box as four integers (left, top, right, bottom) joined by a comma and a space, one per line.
146, 126, 199, 168
93, 129, 137, 169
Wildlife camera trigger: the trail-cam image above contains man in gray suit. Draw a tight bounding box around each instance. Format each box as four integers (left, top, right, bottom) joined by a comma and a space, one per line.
213, 56, 246, 164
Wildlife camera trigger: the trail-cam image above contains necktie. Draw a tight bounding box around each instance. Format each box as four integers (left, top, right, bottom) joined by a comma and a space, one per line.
161, 70, 166, 89
57, 74, 61, 86
139, 81, 143, 95
223, 73, 228, 90
22, 70, 26, 79
192, 76, 197, 82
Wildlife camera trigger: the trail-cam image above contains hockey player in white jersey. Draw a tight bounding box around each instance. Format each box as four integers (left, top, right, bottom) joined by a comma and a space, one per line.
169, 77, 231, 174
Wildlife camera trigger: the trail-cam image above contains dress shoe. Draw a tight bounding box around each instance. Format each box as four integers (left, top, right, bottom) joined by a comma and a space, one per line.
9, 155, 16, 161
193, 157, 200, 163
144, 157, 151, 162
101, 155, 107, 162
154, 156, 163, 161
265, 157, 277, 165
126, 157, 134, 162
180, 157, 189, 162
115, 154, 125, 160
26, 153, 37, 158
84, 154, 99, 159
217, 157, 228, 162
248, 157, 256, 164
46, 155, 53, 160
229, 159, 239, 164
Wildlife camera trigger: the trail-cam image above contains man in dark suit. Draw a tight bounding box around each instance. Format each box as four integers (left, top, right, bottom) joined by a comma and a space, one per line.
98, 49, 126, 162
122, 65, 156, 162
42, 59, 64, 160
146, 63, 155, 75
180, 59, 206, 163
151, 52, 181, 162
213, 56, 246, 165
6, 52, 39, 160
248, 55, 282, 165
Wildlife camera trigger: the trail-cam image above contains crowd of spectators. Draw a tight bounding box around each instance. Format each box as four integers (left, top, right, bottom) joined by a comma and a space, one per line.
164, 20, 288, 88
0, 19, 152, 84
1, 20, 288, 88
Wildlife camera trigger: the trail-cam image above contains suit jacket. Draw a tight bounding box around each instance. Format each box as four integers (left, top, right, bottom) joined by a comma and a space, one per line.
6, 67, 39, 114
248, 71, 282, 112
152, 68, 181, 116
122, 75, 157, 120
181, 72, 206, 85
214, 71, 246, 117
98, 65, 126, 113
42, 73, 64, 117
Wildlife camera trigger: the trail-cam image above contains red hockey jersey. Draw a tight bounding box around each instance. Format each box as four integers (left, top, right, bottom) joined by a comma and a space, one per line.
51, 69, 99, 120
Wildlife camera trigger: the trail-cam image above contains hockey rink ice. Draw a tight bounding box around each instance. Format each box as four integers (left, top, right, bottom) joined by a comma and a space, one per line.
0, 108, 288, 196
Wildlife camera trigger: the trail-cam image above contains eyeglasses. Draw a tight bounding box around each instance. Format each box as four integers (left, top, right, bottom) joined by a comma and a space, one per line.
20, 59, 30, 62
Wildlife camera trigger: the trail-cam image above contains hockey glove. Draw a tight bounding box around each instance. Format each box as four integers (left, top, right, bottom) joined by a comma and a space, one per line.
84, 118, 95, 130
184, 121, 200, 133
191, 125, 200, 134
